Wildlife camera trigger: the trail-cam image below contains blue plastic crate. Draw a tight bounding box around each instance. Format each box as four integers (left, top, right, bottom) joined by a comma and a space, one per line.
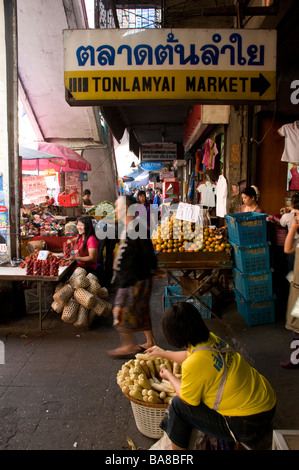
234, 289, 275, 326
225, 212, 268, 246
233, 268, 273, 300
164, 286, 212, 319
231, 241, 271, 274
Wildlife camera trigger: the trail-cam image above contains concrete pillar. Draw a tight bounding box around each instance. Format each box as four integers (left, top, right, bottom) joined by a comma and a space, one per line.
224, 105, 249, 213
0, 0, 19, 261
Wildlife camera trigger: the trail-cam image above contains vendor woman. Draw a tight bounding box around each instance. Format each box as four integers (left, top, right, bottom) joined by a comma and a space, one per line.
67, 216, 99, 275
146, 302, 276, 450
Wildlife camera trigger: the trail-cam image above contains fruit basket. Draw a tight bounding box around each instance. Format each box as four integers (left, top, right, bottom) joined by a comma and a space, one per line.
127, 395, 167, 439
117, 352, 180, 438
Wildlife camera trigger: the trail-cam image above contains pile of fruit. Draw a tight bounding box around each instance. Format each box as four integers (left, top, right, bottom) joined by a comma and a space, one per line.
151, 215, 231, 253
19, 250, 71, 275
117, 352, 180, 405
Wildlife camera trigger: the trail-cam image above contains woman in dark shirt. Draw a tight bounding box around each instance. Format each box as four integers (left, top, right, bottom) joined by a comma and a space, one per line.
108, 196, 157, 358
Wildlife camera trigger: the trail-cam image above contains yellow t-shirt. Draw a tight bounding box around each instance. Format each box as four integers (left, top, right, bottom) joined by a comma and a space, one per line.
180, 333, 276, 417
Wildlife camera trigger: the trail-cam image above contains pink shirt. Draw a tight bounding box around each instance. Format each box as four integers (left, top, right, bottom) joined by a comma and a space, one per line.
74, 235, 98, 270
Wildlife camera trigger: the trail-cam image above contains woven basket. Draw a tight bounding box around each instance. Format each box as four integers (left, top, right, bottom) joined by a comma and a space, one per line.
51, 299, 64, 314
53, 284, 74, 304
74, 305, 90, 328
72, 267, 87, 278
87, 280, 102, 296
74, 288, 96, 309
74, 275, 90, 289
92, 297, 107, 316
99, 287, 109, 300
54, 282, 65, 293
126, 395, 167, 439
61, 298, 79, 324
86, 272, 99, 283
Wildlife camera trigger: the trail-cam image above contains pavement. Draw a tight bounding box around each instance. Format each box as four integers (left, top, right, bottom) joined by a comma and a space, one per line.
0, 275, 298, 452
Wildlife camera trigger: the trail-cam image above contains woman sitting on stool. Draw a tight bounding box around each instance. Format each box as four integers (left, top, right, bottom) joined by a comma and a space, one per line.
146, 302, 276, 450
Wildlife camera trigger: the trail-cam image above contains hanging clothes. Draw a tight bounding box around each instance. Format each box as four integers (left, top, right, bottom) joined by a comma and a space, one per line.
202, 138, 218, 170
215, 175, 228, 217
289, 165, 299, 190
196, 179, 216, 207
277, 121, 299, 163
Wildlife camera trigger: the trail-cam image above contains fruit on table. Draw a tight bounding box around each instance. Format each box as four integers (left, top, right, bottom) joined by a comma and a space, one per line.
151, 215, 231, 253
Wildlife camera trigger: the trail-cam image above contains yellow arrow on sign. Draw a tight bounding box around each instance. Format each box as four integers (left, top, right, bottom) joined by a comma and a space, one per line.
65, 70, 276, 102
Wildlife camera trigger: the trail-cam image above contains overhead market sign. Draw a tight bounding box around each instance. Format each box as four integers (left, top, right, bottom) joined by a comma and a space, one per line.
63, 28, 276, 103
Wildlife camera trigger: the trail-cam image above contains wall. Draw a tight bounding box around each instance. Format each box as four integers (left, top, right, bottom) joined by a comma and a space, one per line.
225, 105, 248, 214
82, 141, 118, 205
0, 0, 13, 261
256, 115, 288, 215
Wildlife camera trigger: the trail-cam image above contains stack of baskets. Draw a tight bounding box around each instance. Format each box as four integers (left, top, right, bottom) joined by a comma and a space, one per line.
225, 212, 275, 326
51, 267, 112, 328
164, 285, 212, 319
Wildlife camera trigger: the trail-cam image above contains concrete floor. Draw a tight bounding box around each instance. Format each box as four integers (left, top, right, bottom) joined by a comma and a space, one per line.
0, 276, 298, 451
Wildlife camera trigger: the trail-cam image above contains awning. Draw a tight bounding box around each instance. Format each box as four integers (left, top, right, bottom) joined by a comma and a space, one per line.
20, 142, 92, 172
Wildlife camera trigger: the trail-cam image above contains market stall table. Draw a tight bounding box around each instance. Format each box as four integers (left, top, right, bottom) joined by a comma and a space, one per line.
0, 262, 74, 330
157, 251, 233, 319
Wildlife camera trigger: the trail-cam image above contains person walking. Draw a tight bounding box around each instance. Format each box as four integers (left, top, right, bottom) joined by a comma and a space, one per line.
108, 195, 157, 358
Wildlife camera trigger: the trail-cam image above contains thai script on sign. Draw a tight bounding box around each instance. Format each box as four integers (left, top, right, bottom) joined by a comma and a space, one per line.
75, 32, 265, 68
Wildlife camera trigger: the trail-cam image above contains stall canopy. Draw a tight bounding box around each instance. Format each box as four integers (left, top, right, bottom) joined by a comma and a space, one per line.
20, 142, 92, 172
122, 168, 150, 188
123, 168, 148, 181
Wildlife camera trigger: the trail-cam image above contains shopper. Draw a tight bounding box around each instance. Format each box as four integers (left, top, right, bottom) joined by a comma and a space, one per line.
82, 189, 93, 208
108, 195, 157, 358
146, 302, 276, 450
280, 193, 299, 271
281, 213, 299, 369
238, 186, 263, 213
67, 216, 99, 275
136, 189, 151, 238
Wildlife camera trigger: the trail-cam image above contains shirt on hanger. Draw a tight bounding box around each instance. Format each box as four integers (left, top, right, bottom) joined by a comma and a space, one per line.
277, 122, 299, 163
215, 175, 228, 217
196, 180, 216, 207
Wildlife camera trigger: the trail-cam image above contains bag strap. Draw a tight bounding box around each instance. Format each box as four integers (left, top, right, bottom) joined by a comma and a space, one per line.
192, 339, 234, 411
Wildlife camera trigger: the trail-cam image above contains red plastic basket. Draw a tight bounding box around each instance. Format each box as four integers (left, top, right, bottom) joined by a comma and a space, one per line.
58, 191, 78, 207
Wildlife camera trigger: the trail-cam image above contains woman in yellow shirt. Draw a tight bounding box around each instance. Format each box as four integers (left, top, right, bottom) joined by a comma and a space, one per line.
146, 302, 276, 450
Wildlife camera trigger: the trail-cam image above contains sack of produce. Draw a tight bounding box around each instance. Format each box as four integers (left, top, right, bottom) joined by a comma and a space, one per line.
61, 297, 79, 324
74, 288, 96, 309
53, 284, 74, 304
74, 305, 90, 328
51, 299, 64, 314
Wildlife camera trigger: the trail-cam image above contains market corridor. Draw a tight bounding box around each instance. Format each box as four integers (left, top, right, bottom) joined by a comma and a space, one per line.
0, 277, 298, 451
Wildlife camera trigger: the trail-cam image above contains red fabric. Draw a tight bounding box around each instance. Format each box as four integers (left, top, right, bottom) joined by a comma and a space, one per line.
74, 235, 98, 270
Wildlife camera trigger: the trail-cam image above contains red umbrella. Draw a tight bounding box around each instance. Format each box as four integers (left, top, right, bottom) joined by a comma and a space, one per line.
21, 142, 91, 172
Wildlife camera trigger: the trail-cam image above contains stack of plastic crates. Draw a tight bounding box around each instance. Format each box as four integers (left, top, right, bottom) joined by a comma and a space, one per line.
164, 286, 212, 319
225, 212, 275, 326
